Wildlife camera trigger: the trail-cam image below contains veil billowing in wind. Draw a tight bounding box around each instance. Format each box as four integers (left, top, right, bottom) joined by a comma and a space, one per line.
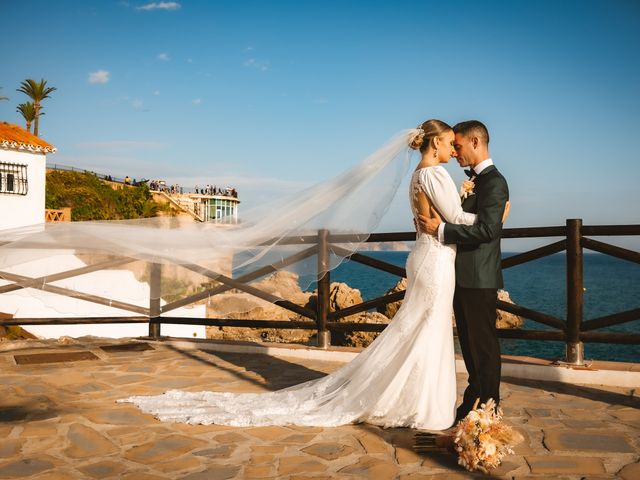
0, 129, 421, 318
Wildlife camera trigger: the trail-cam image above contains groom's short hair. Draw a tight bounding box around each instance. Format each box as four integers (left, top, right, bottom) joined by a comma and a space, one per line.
453, 120, 490, 145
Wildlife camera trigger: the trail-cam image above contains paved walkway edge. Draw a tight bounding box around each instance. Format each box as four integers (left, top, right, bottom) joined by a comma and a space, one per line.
496, 359, 640, 388
156, 337, 640, 388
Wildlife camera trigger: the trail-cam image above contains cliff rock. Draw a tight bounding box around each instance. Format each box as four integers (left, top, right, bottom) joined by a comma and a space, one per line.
342, 312, 390, 348
377, 278, 407, 318
206, 271, 314, 344
496, 290, 525, 328
377, 278, 524, 328
205, 272, 522, 347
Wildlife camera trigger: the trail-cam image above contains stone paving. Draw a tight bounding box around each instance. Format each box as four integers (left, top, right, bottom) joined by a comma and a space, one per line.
0, 336, 638, 479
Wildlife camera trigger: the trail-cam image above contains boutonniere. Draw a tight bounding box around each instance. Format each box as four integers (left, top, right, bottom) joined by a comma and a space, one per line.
460, 180, 475, 200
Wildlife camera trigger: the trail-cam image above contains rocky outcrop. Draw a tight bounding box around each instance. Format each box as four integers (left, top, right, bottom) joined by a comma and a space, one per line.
206, 271, 314, 344
377, 278, 524, 328
496, 290, 525, 328
342, 312, 389, 348
205, 272, 522, 348
308, 282, 388, 346
377, 278, 407, 318
307, 282, 363, 323
205, 272, 388, 346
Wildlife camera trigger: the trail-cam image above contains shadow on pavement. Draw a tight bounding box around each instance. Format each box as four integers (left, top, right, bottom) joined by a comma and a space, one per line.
353, 423, 467, 475
0, 397, 61, 423
502, 375, 639, 408
164, 344, 327, 391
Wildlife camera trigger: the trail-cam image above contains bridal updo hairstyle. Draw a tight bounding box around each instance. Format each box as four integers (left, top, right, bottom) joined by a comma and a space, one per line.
409, 119, 453, 152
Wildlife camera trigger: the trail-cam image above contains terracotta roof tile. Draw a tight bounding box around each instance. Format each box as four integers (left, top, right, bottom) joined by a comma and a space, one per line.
0, 122, 56, 153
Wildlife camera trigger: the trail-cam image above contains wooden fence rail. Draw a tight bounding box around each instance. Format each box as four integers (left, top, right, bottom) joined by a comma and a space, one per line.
1, 219, 638, 365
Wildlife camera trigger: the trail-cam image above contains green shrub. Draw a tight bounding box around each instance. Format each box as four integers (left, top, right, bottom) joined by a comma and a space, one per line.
46, 171, 165, 221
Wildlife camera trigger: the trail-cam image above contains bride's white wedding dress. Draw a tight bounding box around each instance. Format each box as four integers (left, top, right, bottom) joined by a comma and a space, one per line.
121, 166, 475, 430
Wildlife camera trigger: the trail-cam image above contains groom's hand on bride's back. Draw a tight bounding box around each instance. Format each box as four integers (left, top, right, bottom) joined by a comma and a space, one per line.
418, 208, 442, 236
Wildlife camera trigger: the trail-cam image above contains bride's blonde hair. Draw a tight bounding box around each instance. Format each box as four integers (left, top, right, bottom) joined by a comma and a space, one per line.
409, 119, 452, 152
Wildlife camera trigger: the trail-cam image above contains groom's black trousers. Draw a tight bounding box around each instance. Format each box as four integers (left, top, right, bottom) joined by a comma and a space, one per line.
453, 286, 501, 417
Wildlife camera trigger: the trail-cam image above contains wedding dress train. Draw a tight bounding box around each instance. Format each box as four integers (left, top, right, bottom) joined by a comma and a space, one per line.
121, 165, 475, 430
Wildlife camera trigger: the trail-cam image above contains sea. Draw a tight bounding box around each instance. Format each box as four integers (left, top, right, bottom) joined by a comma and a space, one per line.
304, 252, 639, 363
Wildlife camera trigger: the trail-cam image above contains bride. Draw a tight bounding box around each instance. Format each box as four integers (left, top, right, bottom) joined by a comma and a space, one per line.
121, 119, 493, 430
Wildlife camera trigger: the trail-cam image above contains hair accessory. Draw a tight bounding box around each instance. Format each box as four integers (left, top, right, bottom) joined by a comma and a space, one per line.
412, 125, 426, 149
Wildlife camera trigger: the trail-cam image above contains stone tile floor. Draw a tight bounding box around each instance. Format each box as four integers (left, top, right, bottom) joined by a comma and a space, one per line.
0, 337, 638, 479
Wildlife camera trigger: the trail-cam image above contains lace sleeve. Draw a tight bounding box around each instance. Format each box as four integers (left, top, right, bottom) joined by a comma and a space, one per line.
420, 167, 476, 225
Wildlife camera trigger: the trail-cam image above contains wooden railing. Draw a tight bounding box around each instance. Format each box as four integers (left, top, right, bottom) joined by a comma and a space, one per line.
44, 208, 71, 222
1, 219, 638, 365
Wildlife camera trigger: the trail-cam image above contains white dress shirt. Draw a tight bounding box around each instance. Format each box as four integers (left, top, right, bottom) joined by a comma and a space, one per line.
437, 158, 494, 242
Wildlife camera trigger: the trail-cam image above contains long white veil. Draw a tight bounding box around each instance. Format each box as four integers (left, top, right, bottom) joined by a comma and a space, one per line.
0, 129, 421, 318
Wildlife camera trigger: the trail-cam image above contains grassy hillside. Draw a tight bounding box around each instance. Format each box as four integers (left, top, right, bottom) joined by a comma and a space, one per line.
45, 170, 168, 220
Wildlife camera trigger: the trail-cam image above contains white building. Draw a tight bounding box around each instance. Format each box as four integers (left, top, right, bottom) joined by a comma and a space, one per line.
195, 192, 240, 224
0, 122, 55, 230
0, 127, 207, 340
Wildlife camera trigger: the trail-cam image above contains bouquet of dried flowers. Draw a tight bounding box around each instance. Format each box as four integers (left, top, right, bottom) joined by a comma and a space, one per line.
452, 398, 523, 474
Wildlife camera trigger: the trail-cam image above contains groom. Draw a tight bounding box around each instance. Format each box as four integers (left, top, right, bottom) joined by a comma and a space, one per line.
420, 120, 509, 422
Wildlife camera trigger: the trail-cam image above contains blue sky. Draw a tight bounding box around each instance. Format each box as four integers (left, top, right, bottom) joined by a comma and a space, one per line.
1, 0, 638, 248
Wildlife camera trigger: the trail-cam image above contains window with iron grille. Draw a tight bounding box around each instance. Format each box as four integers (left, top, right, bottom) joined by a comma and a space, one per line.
0, 162, 28, 195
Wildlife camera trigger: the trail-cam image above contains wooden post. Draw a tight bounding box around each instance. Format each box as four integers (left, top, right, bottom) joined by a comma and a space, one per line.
316, 229, 331, 349
148, 262, 161, 338
565, 219, 584, 365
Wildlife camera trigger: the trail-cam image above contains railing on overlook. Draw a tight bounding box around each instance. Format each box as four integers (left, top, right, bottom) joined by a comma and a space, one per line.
1, 219, 638, 366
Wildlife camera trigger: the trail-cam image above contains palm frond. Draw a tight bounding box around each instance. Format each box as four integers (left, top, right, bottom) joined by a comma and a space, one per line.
17, 102, 37, 121
17, 78, 56, 136
17, 78, 57, 101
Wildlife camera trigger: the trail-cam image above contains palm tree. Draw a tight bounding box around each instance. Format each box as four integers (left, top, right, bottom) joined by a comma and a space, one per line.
17, 79, 56, 136
16, 102, 37, 133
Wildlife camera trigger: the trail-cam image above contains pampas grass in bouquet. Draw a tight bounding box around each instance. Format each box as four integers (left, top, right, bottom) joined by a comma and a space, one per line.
452, 398, 524, 474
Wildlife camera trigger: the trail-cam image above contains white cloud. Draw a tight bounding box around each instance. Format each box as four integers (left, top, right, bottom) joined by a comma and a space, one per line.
136, 2, 181, 11
192, 98, 202, 105
243, 58, 270, 72
131, 99, 144, 109
153, 90, 160, 96
187, 58, 193, 63
157, 52, 170, 61
88, 70, 110, 84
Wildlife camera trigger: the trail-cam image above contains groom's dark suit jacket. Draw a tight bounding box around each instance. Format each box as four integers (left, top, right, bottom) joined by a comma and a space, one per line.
443, 165, 509, 289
